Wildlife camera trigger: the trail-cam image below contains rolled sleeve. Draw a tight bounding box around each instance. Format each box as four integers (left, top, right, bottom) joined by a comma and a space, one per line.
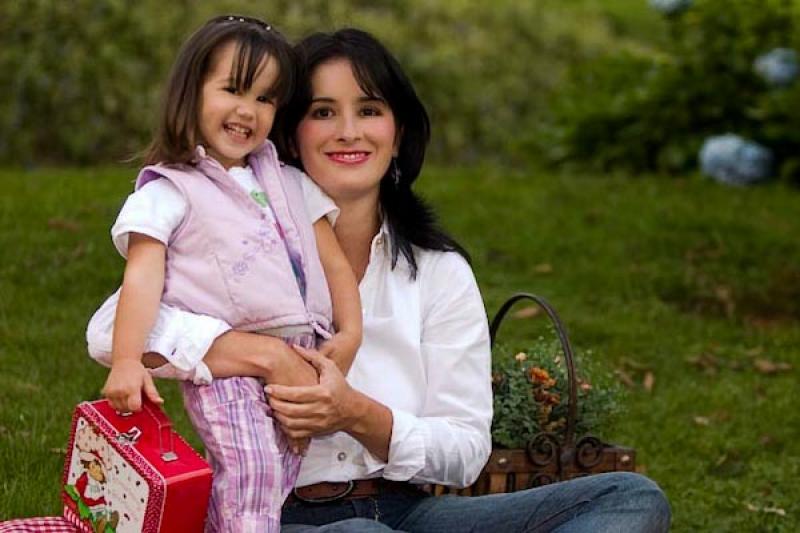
376, 408, 429, 480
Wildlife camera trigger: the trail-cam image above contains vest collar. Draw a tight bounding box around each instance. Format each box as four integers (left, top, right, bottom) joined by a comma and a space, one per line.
192, 141, 278, 169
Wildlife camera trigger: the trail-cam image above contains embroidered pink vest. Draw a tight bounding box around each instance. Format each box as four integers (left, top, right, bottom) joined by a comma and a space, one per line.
135, 143, 333, 336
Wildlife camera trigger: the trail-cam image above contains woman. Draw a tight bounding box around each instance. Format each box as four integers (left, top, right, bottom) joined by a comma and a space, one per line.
88, 28, 670, 532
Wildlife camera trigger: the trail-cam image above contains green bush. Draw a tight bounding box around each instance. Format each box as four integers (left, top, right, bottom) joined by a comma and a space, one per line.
1, 0, 656, 166
544, 0, 800, 178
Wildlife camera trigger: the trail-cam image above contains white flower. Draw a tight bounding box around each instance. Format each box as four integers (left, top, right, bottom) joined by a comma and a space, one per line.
754, 48, 799, 88
649, 0, 693, 16
699, 134, 773, 186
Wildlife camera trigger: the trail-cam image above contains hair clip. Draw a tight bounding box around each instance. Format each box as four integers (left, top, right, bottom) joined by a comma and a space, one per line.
214, 14, 271, 31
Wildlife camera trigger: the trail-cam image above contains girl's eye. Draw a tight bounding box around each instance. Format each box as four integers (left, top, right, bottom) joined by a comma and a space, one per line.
310, 107, 333, 119
257, 95, 274, 104
223, 86, 238, 94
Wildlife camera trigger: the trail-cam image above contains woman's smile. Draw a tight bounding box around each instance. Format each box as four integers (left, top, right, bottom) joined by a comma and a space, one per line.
326, 151, 371, 164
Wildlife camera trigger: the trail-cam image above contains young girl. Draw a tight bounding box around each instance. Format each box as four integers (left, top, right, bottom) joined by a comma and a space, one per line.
97, 15, 361, 532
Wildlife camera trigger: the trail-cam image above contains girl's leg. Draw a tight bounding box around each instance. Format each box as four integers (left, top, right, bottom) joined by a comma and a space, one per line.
182, 377, 301, 533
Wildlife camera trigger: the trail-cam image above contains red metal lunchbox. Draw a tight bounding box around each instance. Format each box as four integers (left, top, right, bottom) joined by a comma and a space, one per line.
60, 399, 212, 532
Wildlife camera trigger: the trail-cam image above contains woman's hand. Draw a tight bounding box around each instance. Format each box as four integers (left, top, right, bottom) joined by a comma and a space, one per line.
266, 345, 357, 439
268, 345, 394, 461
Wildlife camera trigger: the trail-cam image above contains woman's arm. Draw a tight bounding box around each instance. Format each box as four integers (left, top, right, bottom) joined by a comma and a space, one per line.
385, 253, 492, 486
313, 217, 362, 374
202, 330, 318, 387
88, 293, 318, 387
102, 233, 165, 412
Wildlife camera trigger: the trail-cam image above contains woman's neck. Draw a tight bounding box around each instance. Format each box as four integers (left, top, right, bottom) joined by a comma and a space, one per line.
333, 198, 382, 282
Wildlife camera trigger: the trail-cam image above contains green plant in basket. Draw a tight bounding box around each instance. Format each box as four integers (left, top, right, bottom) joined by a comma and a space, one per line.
491, 335, 622, 450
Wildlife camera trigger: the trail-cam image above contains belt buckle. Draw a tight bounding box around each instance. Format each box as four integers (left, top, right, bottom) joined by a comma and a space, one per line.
292, 480, 355, 504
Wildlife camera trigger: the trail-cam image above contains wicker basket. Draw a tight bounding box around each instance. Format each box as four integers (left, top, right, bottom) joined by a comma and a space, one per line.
434, 293, 635, 496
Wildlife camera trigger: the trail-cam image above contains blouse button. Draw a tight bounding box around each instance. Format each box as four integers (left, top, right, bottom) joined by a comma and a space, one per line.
337, 452, 347, 462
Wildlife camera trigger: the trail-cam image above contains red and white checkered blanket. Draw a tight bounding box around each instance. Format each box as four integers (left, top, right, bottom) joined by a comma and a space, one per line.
0, 517, 75, 532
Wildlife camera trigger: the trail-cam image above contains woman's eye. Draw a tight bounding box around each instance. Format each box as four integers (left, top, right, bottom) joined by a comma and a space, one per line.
360, 106, 382, 117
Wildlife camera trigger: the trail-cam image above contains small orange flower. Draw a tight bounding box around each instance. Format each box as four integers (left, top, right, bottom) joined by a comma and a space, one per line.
545, 392, 561, 406
528, 367, 551, 384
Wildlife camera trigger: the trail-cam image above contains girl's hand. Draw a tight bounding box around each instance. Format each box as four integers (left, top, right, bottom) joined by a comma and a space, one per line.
317, 331, 360, 374
102, 359, 163, 413
266, 345, 358, 440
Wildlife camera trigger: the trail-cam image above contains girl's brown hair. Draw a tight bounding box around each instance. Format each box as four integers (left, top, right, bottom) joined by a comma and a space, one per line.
143, 15, 294, 165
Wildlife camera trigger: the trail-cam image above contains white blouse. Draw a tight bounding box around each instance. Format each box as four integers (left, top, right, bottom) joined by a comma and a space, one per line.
86, 227, 493, 488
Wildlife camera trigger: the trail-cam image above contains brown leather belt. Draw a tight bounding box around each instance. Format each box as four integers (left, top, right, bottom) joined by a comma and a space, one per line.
286, 479, 421, 504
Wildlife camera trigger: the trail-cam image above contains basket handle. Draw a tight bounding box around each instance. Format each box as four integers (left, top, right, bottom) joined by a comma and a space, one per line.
489, 293, 578, 447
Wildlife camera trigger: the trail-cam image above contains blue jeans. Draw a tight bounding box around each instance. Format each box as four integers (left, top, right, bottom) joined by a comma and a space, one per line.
281, 472, 670, 532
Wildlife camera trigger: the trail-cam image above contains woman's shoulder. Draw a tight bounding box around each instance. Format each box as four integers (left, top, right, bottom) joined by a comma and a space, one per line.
414, 247, 476, 286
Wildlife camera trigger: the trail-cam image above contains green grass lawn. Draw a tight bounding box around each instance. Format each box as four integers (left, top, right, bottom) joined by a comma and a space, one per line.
1, 165, 798, 531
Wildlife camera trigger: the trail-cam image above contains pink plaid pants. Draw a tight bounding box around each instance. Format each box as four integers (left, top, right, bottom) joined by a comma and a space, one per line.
181, 333, 314, 533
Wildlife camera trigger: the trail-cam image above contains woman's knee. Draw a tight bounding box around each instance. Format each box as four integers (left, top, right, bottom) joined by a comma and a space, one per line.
606, 472, 671, 529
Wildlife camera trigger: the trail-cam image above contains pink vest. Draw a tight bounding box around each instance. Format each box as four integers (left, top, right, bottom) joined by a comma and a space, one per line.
135, 143, 333, 337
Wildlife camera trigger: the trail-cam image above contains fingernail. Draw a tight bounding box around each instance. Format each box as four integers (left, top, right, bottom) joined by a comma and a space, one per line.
265, 386, 273, 394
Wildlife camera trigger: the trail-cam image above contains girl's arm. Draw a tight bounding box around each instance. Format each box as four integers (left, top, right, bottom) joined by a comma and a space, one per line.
313, 218, 362, 374
102, 233, 165, 412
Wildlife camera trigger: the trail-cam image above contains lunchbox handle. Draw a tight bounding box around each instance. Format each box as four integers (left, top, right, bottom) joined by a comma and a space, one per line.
141, 399, 178, 462
115, 399, 178, 462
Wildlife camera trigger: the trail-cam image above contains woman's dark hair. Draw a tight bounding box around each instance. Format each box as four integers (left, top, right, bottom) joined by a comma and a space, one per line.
273, 28, 469, 278
144, 15, 294, 165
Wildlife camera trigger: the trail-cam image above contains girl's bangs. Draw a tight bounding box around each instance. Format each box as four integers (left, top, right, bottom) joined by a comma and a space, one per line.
230, 36, 290, 104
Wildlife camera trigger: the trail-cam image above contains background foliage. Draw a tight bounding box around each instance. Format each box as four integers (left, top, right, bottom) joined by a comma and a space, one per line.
1, 0, 653, 166
545, 0, 800, 178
